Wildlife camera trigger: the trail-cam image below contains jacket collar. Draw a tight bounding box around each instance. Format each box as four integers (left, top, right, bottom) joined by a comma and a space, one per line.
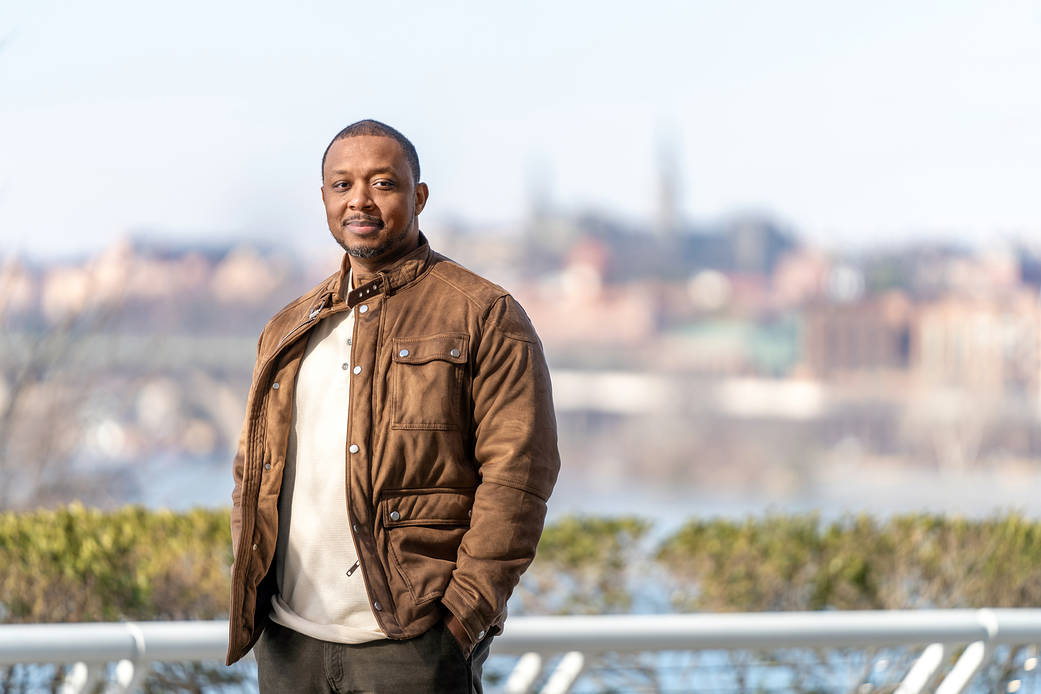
333, 232, 434, 309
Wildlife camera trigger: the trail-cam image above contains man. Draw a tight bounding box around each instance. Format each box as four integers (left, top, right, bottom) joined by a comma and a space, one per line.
226, 119, 560, 693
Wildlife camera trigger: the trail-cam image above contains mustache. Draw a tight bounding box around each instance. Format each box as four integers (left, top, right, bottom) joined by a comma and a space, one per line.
342, 214, 384, 228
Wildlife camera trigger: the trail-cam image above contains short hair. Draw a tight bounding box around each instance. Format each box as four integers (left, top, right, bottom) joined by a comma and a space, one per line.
321, 119, 420, 183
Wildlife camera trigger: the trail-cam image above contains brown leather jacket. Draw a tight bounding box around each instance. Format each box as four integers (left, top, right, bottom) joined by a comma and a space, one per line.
226, 236, 560, 665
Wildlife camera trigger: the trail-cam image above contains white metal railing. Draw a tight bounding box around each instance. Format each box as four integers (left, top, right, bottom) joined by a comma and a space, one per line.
2, 609, 1040, 693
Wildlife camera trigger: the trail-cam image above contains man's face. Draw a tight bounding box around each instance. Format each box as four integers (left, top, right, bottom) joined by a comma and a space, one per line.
321, 135, 428, 265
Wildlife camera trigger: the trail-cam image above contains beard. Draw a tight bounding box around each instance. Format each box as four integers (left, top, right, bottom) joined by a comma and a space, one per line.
334, 223, 411, 259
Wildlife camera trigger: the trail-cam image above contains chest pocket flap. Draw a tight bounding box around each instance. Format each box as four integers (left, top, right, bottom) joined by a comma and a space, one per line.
391, 334, 469, 366
390, 334, 469, 430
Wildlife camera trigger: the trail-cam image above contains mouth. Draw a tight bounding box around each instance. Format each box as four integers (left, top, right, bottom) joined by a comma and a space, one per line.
343, 217, 384, 235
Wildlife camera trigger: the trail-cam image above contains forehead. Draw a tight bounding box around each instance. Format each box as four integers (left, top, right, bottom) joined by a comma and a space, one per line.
323, 135, 410, 177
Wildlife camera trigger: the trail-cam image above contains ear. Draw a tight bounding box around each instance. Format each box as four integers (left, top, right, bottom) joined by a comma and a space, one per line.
414, 182, 429, 216
321, 184, 327, 206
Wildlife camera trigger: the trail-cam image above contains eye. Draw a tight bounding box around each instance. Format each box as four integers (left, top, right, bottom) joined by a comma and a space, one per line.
373, 179, 395, 190
332, 181, 350, 190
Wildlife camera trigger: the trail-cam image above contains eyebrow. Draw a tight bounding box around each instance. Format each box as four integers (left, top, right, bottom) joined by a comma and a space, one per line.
328, 168, 398, 177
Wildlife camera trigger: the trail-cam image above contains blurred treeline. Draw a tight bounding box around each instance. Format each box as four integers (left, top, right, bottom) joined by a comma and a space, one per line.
4, 507, 1041, 625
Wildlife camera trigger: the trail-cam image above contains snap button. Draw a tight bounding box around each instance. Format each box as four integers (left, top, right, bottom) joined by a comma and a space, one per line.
341, 362, 349, 370
353, 365, 362, 375
271, 382, 279, 390
373, 601, 382, 611
478, 629, 486, 639
450, 348, 461, 358
252, 543, 258, 551
359, 304, 369, 314
349, 444, 359, 454
264, 463, 271, 471
399, 349, 409, 358
389, 510, 400, 521
352, 523, 359, 533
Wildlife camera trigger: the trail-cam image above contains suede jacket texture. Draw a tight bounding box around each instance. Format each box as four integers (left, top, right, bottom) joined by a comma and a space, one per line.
226, 236, 560, 665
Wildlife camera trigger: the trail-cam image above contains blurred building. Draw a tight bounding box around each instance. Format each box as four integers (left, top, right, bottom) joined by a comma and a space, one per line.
801, 291, 913, 379
771, 248, 831, 309
0, 256, 35, 318
913, 290, 1041, 397
514, 238, 660, 349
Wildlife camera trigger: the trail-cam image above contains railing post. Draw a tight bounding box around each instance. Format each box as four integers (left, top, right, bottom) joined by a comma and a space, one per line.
505, 652, 542, 694
935, 609, 1000, 694
110, 622, 148, 693
59, 662, 102, 694
935, 641, 990, 694
895, 642, 947, 694
112, 658, 148, 693
540, 651, 585, 694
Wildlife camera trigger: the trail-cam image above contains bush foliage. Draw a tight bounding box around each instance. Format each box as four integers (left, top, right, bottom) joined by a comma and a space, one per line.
3, 506, 1041, 625
657, 512, 1041, 613
0, 504, 232, 623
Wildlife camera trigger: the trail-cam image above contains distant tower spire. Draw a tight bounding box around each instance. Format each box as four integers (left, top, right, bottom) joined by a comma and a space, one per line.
655, 124, 682, 236
525, 151, 553, 227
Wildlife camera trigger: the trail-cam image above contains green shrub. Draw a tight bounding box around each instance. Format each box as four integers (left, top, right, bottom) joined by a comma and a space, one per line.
657, 512, 1041, 612
516, 515, 651, 614
4, 506, 1041, 625
0, 504, 231, 623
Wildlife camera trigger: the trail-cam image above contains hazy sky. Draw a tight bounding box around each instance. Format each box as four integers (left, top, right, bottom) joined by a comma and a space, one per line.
3, 0, 1040, 258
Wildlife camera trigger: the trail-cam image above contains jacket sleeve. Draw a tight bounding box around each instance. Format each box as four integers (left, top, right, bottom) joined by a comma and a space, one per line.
230, 331, 265, 562
441, 294, 560, 654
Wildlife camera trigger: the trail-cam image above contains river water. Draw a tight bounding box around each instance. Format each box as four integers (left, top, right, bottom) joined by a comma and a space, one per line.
133, 452, 1041, 533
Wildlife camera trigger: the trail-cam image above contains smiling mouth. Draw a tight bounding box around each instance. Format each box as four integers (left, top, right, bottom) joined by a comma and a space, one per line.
343, 217, 384, 235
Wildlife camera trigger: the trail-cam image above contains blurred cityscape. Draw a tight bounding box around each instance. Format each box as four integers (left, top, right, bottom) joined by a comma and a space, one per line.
4, 201, 1041, 520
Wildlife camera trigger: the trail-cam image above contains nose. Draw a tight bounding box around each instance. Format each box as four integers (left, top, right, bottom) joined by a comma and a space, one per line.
348, 187, 374, 211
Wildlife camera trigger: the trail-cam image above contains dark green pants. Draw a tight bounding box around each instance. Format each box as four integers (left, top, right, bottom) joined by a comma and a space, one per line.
255, 620, 491, 693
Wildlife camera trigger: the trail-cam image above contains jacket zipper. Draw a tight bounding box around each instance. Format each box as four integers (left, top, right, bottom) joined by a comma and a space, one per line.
274, 295, 329, 350
346, 560, 360, 577
233, 292, 339, 636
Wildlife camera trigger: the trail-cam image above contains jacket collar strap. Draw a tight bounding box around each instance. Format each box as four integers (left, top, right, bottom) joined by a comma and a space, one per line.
342, 233, 432, 309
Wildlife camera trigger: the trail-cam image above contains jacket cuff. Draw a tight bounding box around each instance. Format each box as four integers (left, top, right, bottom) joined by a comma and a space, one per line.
443, 611, 475, 657
442, 586, 490, 658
